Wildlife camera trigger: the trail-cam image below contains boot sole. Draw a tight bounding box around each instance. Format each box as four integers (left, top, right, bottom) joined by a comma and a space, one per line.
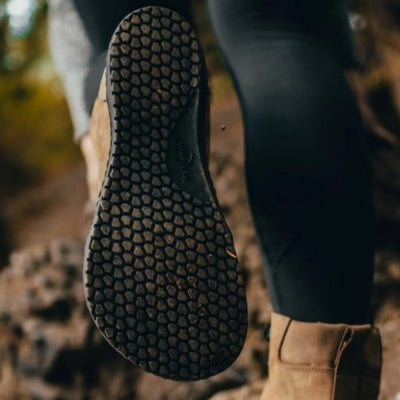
84, 6, 247, 381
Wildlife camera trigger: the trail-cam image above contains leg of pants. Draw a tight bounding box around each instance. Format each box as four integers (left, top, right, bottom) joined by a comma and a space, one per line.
207, 0, 375, 324
48, 0, 94, 140
48, 0, 192, 141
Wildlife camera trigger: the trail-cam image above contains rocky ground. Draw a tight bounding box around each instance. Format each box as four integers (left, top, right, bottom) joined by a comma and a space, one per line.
1, 92, 400, 399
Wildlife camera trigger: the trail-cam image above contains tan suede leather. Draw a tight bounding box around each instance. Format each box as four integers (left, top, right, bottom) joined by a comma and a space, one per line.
82, 71, 111, 205
90, 71, 110, 195
83, 69, 211, 205
261, 313, 382, 400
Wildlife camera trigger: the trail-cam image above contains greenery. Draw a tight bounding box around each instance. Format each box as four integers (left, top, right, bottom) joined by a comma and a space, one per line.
0, 0, 77, 195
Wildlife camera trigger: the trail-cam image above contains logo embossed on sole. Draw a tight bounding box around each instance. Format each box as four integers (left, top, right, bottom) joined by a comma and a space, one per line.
175, 138, 193, 182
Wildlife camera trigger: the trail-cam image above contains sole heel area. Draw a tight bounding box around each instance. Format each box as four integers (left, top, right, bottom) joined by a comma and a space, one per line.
84, 6, 247, 381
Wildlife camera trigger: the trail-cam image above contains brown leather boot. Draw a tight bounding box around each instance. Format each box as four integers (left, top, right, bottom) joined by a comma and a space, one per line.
80, 71, 110, 207
261, 313, 382, 400
83, 6, 247, 381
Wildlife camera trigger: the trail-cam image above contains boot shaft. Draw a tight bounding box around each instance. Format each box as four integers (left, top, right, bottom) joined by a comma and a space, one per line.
262, 313, 382, 400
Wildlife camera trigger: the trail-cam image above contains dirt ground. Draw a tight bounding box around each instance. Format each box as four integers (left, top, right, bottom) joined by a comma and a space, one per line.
1, 86, 400, 399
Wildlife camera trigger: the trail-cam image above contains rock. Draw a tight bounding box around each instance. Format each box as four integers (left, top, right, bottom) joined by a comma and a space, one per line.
0, 238, 142, 399
208, 379, 265, 400
0, 209, 11, 268
379, 319, 400, 400
135, 367, 253, 400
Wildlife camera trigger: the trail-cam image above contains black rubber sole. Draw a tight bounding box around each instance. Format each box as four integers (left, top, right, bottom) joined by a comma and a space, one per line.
84, 6, 247, 381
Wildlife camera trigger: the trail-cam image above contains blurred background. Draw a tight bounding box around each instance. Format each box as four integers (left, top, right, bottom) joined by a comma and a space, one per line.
0, 0, 400, 399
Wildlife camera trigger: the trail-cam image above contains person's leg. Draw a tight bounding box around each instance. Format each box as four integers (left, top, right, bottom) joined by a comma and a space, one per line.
50, 1, 247, 380
207, 1, 382, 398
48, 0, 99, 202
49, 0, 194, 204
82, 5, 248, 380
207, 0, 374, 325
48, 0, 94, 141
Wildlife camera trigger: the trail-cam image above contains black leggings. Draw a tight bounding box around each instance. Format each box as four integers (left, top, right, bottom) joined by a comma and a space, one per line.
78, 0, 374, 324
207, 0, 374, 324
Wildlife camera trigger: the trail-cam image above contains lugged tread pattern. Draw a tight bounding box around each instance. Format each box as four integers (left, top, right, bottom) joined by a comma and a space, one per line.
84, 7, 247, 381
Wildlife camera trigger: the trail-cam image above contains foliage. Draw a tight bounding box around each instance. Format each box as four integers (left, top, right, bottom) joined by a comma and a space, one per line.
0, 1, 78, 195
